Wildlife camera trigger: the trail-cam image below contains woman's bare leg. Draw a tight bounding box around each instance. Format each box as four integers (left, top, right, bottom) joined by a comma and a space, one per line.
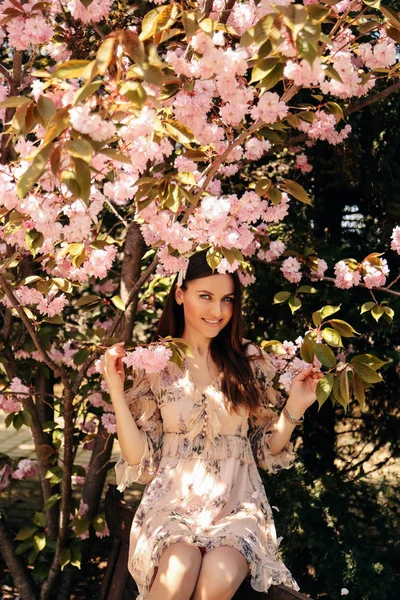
191, 546, 249, 600
148, 542, 203, 600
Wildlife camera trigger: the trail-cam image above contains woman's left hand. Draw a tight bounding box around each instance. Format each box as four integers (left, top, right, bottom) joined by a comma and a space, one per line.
287, 366, 324, 415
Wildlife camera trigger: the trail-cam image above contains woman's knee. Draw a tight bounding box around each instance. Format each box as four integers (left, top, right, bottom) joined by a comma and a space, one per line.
159, 542, 203, 577
192, 546, 249, 600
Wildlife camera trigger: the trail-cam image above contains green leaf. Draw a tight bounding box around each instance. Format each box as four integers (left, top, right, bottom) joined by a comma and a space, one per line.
71, 516, 91, 537
351, 362, 382, 384
53, 59, 93, 79
350, 354, 387, 370
15, 540, 34, 555
240, 14, 274, 47
313, 343, 336, 368
61, 170, 81, 198
316, 373, 334, 407
323, 64, 344, 83
250, 57, 279, 84
100, 148, 132, 165
300, 335, 315, 363
319, 304, 341, 320
96, 36, 115, 75
325, 101, 344, 123
0, 96, 31, 109
371, 305, 384, 321
163, 120, 194, 144
352, 373, 365, 406
73, 157, 91, 203
380, 5, 400, 29
17, 143, 54, 199
383, 306, 395, 319
15, 526, 38, 541
312, 310, 322, 327
261, 340, 287, 355
288, 295, 302, 313
339, 370, 350, 405
44, 466, 63, 485
26, 230, 44, 258
273, 291, 291, 304
111, 295, 126, 311
321, 327, 343, 348
122, 29, 145, 64
66, 139, 93, 164
119, 80, 148, 106
139, 4, 176, 41
206, 248, 222, 271
43, 107, 71, 146
268, 188, 282, 206
32, 532, 46, 553
298, 285, 317, 294
330, 319, 359, 337
33, 512, 47, 528
37, 96, 57, 126
283, 179, 311, 204
13, 412, 25, 432
60, 548, 71, 571
72, 81, 102, 106
361, 301, 375, 314
283, 4, 307, 39
43, 493, 61, 510
73, 348, 90, 367
259, 63, 284, 92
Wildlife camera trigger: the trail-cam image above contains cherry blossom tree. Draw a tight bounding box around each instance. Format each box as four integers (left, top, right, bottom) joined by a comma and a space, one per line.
0, 0, 399, 597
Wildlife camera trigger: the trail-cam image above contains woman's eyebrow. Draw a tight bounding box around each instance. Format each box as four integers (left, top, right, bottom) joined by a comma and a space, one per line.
197, 290, 235, 296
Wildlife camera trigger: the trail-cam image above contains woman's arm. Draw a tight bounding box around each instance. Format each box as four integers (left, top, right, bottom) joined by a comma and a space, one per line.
268, 365, 322, 456
103, 343, 145, 465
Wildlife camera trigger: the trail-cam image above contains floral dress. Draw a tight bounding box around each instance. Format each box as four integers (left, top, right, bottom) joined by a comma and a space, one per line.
115, 343, 299, 599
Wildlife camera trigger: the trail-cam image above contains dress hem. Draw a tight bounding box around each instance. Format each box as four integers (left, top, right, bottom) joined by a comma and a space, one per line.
131, 531, 300, 600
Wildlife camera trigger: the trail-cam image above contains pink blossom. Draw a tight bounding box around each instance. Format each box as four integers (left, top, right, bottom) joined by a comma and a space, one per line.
69, 104, 116, 142
281, 257, 302, 283
310, 258, 328, 280
10, 377, 30, 399
238, 270, 256, 287
12, 459, 38, 480
95, 522, 110, 538
298, 111, 352, 145
123, 344, 173, 374
66, 0, 113, 24
334, 261, 361, 289
284, 59, 325, 87
295, 153, 312, 173
0, 394, 21, 413
258, 240, 286, 262
157, 246, 189, 276
244, 138, 271, 160
362, 259, 389, 289
101, 413, 117, 434
391, 226, 400, 254
251, 92, 288, 124
87, 392, 114, 412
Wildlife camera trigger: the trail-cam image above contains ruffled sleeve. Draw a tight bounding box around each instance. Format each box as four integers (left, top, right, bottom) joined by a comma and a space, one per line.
246, 343, 296, 474
115, 369, 163, 491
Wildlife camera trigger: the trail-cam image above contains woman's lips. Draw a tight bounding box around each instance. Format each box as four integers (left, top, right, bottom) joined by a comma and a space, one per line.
202, 318, 222, 327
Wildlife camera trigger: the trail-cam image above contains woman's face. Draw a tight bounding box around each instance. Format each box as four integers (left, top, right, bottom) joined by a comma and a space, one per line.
175, 274, 235, 341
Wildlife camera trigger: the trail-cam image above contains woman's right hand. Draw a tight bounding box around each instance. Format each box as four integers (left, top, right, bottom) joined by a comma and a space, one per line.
103, 342, 126, 395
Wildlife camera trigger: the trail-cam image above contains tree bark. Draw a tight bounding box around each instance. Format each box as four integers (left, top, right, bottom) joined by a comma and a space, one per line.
115, 222, 146, 341
0, 518, 38, 600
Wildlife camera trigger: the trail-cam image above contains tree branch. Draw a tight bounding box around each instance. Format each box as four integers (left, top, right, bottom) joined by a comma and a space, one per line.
0, 273, 65, 375
253, 259, 400, 297
218, 0, 236, 24
0, 517, 38, 600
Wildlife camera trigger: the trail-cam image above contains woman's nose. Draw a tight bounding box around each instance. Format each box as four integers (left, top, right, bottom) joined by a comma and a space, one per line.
209, 302, 222, 317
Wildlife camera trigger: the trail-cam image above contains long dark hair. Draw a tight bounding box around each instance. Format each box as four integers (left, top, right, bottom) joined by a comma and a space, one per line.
155, 250, 262, 413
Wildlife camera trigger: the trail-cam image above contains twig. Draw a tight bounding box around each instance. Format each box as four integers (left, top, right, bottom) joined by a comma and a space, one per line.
0, 273, 65, 375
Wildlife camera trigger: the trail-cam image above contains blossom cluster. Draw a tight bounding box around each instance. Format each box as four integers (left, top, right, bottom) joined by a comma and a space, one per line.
122, 344, 173, 374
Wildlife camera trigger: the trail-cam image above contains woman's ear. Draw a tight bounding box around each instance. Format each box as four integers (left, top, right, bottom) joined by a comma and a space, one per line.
175, 285, 184, 305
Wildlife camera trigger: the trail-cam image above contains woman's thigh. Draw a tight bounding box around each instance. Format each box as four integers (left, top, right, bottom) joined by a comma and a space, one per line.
191, 545, 249, 600
148, 542, 203, 599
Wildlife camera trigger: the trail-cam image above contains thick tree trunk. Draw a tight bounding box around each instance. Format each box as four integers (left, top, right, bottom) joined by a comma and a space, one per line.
115, 222, 146, 342
81, 423, 115, 520
0, 518, 38, 600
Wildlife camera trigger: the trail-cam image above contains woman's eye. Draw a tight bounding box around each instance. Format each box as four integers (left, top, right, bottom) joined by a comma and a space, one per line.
200, 294, 210, 299
223, 297, 234, 302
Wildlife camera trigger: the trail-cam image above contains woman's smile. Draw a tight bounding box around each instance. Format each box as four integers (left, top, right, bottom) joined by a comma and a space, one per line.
202, 318, 223, 327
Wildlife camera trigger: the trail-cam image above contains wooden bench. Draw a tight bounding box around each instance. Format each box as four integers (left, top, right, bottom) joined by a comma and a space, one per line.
99, 484, 311, 600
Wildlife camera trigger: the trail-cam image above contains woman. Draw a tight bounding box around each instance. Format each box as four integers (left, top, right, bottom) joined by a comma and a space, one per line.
103, 250, 322, 600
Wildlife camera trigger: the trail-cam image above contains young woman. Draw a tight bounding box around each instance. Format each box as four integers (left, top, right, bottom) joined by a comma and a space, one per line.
103, 250, 322, 600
